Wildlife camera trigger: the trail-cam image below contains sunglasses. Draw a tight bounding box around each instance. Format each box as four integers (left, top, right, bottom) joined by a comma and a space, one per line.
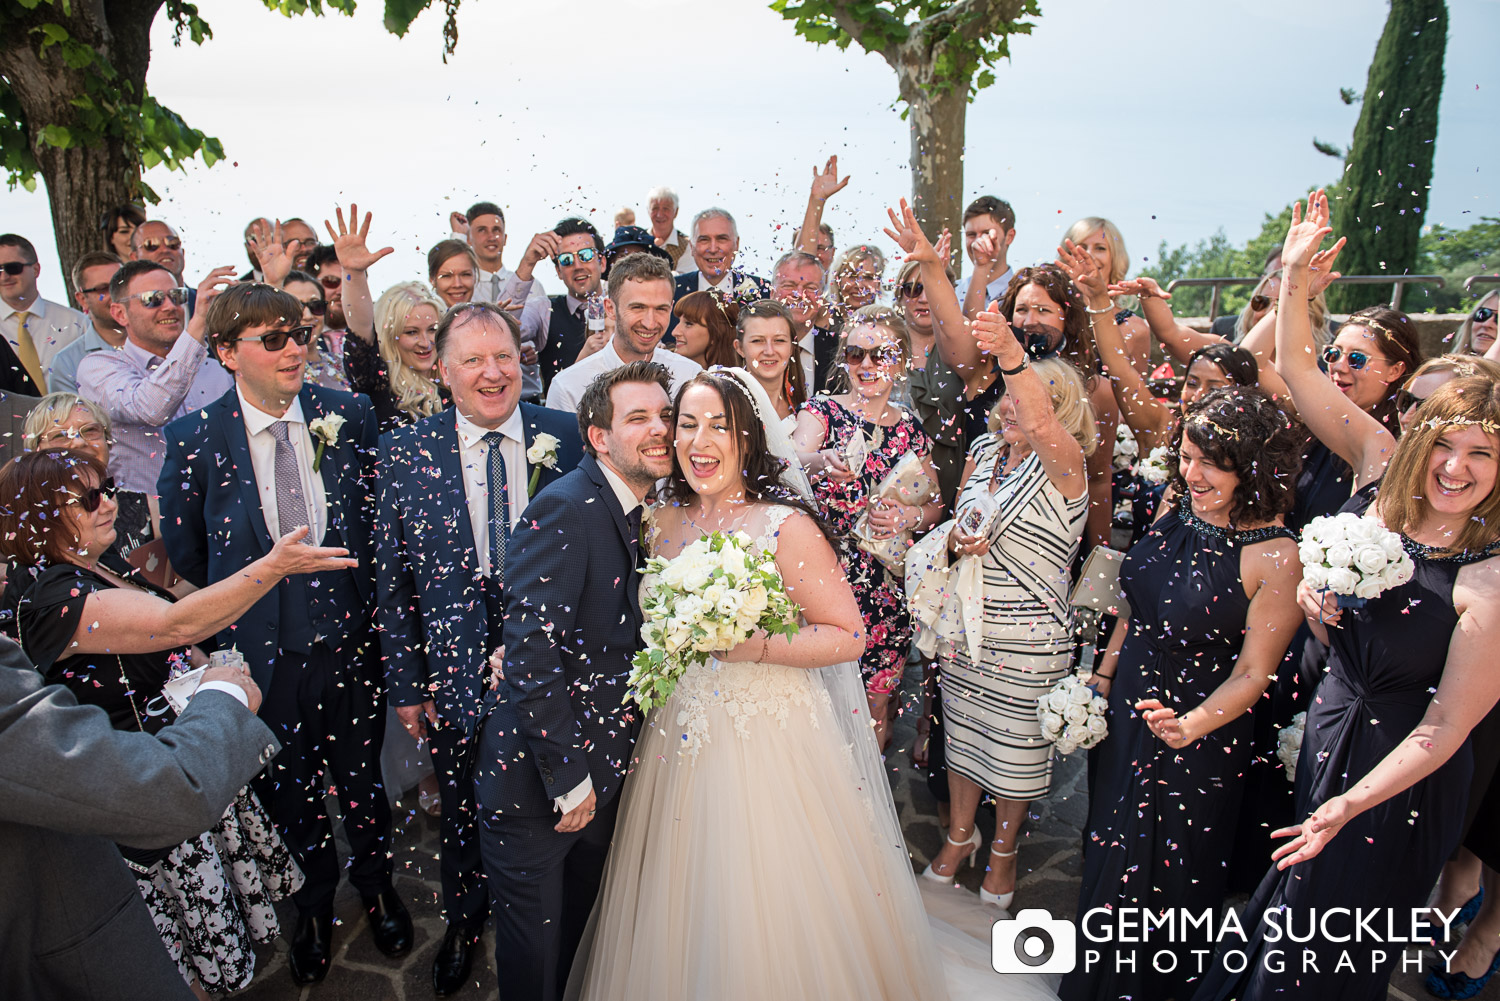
1250, 294, 1272, 312
843, 344, 901, 366
554, 248, 599, 268
301, 298, 328, 317
238, 326, 314, 351
1475, 307, 1497, 324
79, 283, 112, 298
318, 274, 342, 291
139, 239, 182, 253
1321, 345, 1384, 371
1395, 389, 1428, 414
122, 287, 191, 309
899, 281, 925, 299
71, 482, 118, 513
1, 261, 34, 276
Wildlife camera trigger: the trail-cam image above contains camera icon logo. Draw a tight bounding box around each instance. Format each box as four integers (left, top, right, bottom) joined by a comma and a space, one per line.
992, 908, 1077, 974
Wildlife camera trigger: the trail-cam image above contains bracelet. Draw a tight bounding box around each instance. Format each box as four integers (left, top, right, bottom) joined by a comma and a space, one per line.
999, 357, 1029, 377
1093, 670, 1115, 680
1085, 302, 1115, 315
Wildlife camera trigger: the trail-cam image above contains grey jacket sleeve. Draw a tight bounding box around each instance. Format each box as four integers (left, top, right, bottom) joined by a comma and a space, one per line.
0, 637, 280, 849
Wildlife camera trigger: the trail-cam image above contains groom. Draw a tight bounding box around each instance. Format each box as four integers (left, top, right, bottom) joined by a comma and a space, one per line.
474, 359, 675, 1001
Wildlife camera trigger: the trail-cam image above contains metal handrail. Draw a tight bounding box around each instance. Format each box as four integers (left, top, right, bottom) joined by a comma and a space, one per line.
1165, 274, 1449, 316
1465, 275, 1500, 293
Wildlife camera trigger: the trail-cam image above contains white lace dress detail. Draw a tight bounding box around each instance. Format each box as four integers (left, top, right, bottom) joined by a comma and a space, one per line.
645, 505, 832, 759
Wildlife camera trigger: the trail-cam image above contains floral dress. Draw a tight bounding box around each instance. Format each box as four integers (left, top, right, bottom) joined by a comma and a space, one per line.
802, 396, 933, 688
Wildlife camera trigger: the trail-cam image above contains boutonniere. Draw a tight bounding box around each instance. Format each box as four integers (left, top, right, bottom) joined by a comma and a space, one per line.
525, 432, 561, 495
308, 413, 346, 472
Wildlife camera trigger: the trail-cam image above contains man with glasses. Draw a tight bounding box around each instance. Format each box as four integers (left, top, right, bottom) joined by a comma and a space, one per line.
305, 245, 349, 372
0, 233, 87, 393
158, 283, 404, 987
76, 260, 236, 495
49, 251, 125, 395
538, 218, 608, 391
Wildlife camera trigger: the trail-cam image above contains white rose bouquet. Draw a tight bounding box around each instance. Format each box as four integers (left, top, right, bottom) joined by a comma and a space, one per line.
1277, 711, 1307, 784
1037, 673, 1109, 755
1113, 424, 1140, 473
1138, 444, 1173, 485
1297, 512, 1414, 608
627, 530, 801, 713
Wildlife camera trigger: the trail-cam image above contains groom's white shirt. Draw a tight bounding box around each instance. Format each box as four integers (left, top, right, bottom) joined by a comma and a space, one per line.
553, 457, 642, 815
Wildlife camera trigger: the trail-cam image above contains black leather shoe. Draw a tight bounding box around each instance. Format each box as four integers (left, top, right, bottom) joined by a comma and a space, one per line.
432, 923, 481, 996
289, 909, 334, 985
363, 888, 413, 957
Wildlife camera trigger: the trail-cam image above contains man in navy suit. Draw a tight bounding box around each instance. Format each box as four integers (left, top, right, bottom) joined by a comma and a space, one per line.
158, 284, 408, 987
475, 359, 676, 1001
377, 302, 582, 995
667, 207, 769, 336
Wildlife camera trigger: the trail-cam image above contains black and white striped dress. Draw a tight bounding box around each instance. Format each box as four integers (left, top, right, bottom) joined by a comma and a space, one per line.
940, 435, 1087, 801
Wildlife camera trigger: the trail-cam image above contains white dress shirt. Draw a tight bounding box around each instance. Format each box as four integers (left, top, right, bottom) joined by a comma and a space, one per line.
544, 338, 702, 413
553, 457, 642, 816
1, 296, 86, 382
955, 266, 1016, 308
454, 407, 529, 576
237, 388, 329, 544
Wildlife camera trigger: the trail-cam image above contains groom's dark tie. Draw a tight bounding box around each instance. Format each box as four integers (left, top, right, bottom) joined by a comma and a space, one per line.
625, 504, 644, 569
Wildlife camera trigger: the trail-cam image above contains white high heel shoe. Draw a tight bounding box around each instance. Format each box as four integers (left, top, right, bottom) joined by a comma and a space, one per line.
920, 827, 983, 883
979, 845, 1018, 909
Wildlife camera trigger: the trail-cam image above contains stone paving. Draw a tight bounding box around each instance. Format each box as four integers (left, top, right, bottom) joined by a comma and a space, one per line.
233, 680, 1474, 1000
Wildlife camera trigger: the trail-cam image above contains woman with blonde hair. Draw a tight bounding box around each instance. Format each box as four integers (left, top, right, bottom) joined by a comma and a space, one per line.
919, 313, 1095, 915
1063, 216, 1153, 377
828, 243, 886, 315
1451, 290, 1498, 357
339, 277, 447, 430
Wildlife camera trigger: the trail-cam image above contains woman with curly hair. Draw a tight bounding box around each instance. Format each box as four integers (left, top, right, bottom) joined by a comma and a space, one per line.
1060, 386, 1306, 1001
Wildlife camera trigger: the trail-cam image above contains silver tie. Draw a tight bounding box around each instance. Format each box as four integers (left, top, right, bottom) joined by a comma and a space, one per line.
269, 421, 314, 544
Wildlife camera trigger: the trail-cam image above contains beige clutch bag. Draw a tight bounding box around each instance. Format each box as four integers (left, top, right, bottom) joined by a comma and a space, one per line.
1069, 545, 1130, 619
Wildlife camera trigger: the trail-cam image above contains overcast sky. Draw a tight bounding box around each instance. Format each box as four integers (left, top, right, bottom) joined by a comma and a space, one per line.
4, 0, 1496, 302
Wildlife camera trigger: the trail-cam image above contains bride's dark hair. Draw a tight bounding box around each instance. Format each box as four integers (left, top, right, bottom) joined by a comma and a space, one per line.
664, 371, 837, 545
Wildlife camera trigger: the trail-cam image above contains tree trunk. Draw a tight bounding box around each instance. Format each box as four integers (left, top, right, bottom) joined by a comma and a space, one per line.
1328, 0, 1447, 314
894, 51, 968, 275
0, 0, 156, 294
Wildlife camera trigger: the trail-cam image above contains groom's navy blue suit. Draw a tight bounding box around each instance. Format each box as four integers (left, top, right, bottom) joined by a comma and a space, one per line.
474, 452, 643, 1001
376, 403, 581, 931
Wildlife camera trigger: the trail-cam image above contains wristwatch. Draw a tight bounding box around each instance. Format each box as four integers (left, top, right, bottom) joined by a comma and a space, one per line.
999, 356, 1029, 376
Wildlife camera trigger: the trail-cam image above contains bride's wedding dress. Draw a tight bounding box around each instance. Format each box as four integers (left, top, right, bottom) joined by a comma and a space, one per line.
569, 504, 1059, 1001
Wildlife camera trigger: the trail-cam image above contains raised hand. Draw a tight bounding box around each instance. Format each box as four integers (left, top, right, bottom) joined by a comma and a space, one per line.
1110, 276, 1172, 301
809, 156, 851, 203
194, 265, 239, 306
972, 304, 1025, 365
1056, 239, 1110, 306
1307, 236, 1347, 299
1270, 794, 1352, 869
933, 228, 952, 265
1282, 189, 1334, 271
516, 231, 563, 281
449, 210, 469, 236
324, 204, 395, 273
247, 221, 298, 287
882, 198, 942, 265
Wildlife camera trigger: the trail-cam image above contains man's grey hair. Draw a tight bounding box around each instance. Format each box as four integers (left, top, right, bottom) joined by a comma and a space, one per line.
646, 186, 679, 212
691, 207, 737, 241
773, 251, 825, 282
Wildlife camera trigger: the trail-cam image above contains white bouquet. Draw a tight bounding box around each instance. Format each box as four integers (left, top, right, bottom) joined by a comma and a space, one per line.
1138, 445, 1173, 485
627, 530, 801, 713
1037, 673, 1109, 755
1113, 424, 1140, 473
1297, 512, 1415, 607
1277, 712, 1307, 784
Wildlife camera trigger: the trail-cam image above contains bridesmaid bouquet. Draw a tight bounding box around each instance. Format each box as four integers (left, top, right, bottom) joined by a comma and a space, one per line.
1137, 444, 1174, 485
1277, 712, 1307, 784
1038, 673, 1109, 755
626, 530, 801, 713
1112, 424, 1140, 473
1297, 512, 1415, 607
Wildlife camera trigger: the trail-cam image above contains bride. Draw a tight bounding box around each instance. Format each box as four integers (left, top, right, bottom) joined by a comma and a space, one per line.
567, 367, 1059, 1001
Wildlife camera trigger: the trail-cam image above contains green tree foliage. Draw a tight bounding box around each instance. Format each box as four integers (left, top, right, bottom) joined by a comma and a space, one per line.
1325, 0, 1448, 313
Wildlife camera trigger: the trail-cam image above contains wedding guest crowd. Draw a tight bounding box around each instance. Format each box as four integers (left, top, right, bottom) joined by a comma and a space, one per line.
4, 168, 1500, 1001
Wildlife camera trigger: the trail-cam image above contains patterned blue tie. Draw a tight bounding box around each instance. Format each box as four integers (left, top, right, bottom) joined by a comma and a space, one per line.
482, 431, 510, 581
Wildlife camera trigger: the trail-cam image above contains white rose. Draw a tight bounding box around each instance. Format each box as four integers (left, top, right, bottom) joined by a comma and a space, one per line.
715, 592, 743, 618
1063, 723, 1089, 746
1302, 564, 1330, 591
1352, 544, 1388, 576
681, 563, 713, 591
1298, 542, 1325, 567
1047, 690, 1071, 713
1325, 567, 1360, 594
1324, 541, 1355, 569
1091, 695, 1108, 714
1085, 714, 1109, 737
1067, 681, 1093, 704
525, 432, 562, 468
1386, 557, 1415, 588
742, 585, 769, 617
665, 620, 694, 653
1379, 534, 1405, 561
1350, 518, 1388, 545
1063, 703, 1088, 725
1352, 576, 1384, 600
1040, 710, 1064, 734
308, 412, 346, 442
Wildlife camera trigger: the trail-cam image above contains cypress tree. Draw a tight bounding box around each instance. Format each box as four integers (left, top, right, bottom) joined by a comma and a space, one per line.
1327, 0, 1448, 313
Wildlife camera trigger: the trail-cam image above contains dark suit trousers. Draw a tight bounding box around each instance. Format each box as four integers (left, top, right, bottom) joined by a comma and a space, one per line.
479, 791, 621, 1001
428, 719, 489, 929
252, 644, 393, 913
